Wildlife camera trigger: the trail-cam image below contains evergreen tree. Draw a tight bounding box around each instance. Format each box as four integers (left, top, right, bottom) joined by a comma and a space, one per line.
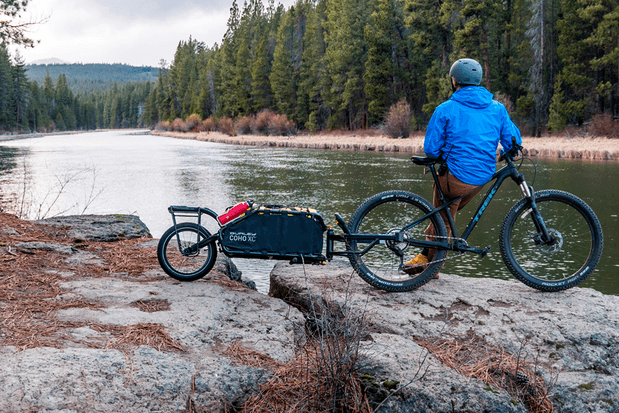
270, 8, 297, 120
323, 0, 372, 129
0, 44, 14, 128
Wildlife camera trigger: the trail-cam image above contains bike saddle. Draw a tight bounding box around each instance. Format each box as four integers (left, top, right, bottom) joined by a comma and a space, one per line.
411, 156, 443, 166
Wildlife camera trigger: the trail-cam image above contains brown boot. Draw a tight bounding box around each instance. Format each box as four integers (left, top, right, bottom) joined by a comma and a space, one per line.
403, 253, 429, 275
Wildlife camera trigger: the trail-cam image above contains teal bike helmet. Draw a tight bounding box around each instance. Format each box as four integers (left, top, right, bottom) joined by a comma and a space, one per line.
449, 58, 482, 86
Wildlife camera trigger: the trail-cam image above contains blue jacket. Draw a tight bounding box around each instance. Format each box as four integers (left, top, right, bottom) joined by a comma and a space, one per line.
424, 86, 522, 186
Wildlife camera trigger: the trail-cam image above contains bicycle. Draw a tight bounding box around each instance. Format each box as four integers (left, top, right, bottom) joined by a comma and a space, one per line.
157, 139, 603, 293
328, 138, 604, 292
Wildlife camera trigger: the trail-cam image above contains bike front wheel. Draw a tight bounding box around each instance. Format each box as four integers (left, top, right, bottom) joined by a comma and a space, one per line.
348, 190, 448, 292
157, 223, 217, 281
499, 189, 603, 291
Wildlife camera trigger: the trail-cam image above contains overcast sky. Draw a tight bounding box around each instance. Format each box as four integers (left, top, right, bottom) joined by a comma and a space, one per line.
16, 0, 295, 67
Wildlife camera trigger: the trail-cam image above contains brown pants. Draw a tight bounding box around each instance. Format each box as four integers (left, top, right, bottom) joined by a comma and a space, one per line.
426, 172, 483, 261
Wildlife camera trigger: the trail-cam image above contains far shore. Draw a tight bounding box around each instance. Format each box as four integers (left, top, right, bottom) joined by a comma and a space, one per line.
152, 130, 619, 161
3, 129, 618, 161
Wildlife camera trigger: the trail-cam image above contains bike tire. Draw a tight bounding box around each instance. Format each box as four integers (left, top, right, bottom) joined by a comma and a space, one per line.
499, 189, 603, 292
157, 223, 217, 282
348, 190, 448, 292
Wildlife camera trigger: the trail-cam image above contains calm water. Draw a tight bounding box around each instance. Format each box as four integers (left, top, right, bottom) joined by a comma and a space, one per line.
1, 130, 617, 294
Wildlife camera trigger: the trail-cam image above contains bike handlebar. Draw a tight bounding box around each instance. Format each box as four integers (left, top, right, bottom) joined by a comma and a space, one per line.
499, 136, 523, 162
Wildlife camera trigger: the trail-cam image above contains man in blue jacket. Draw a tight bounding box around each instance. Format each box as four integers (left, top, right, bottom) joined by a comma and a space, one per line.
404, 58, 522, 275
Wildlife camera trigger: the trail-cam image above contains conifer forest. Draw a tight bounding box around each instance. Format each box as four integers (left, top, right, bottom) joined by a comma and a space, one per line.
2, 0, 619, 135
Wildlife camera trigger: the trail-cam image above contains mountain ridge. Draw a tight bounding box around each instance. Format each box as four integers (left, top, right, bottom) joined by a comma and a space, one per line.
25, 62, 159, 92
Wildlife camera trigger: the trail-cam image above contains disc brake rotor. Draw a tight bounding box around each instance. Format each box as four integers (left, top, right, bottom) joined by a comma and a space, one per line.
537, 228, 563, 254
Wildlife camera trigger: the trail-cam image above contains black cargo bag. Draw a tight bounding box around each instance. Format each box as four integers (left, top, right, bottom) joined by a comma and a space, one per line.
220, 205, 326, 261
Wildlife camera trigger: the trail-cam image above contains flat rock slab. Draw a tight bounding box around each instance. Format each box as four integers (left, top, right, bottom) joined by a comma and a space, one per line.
0, 265, 303, 412
37, 214, 152, 241
270, 259, 619, 412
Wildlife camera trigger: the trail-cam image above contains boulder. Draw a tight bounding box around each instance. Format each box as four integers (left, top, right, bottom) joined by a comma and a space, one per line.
37, 214, 152, 241
270, 259, 619, 412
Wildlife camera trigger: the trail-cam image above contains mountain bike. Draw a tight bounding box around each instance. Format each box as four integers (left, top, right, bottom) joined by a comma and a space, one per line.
325, 138, 604, 292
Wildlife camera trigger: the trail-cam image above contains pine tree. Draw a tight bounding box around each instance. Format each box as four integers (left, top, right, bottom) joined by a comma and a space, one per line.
12, 52, 29, 129
270, 8, 297, 120
0, 44, 14, 128
365, 0, 412, 124
298, 0, 327, 130
323, 0, 372, 129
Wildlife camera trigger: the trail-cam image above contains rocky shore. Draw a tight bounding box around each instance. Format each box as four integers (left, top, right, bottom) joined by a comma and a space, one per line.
1, 213, 617, 412
152, 130, 619, 161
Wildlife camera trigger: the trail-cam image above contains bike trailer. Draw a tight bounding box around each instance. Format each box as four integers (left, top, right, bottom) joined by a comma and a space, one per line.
219, 204, 327, 262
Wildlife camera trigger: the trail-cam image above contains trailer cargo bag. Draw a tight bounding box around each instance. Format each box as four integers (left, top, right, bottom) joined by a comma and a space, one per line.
220, 205, 326, 260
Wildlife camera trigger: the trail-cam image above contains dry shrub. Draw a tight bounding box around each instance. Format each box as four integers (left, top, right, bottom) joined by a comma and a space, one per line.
589, 113, 619, 138
218, 117, 237, 136
155, 121, 172, 131
384, 99, 411, 139
268, 113, 296, 136
420, 335, 554, 413
236, 115, 255, 135
172, 118, 187, 132
203, 116, 217, 132
185, 114, 203, 132
228, 278, 372, 413
253, 110, 274, 135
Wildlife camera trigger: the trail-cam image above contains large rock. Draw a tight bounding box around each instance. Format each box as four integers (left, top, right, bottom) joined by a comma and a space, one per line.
37, 214, 152, 241
0, 213, 301, 412
0, 269, 303, 412
270, 259, 619, 412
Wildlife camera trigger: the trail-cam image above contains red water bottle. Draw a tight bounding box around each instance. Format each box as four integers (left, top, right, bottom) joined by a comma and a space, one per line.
217, 202, 250, 225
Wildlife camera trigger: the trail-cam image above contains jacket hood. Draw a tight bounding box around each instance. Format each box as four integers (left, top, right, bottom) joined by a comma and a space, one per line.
450, 86, 493, 109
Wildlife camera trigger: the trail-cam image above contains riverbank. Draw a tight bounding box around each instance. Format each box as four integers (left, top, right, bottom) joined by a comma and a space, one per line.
152, 130, 619, 161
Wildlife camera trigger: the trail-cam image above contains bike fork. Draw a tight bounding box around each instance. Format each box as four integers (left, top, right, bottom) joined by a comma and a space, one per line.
518, 178, 553, 245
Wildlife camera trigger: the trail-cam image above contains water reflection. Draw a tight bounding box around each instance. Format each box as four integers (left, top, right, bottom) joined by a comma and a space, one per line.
0, 132, 617, 295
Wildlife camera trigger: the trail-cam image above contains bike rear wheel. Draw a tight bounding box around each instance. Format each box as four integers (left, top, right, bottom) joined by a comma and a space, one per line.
157, 223, 217, 281
499, 190, 603, 291
348, 190, 448, 292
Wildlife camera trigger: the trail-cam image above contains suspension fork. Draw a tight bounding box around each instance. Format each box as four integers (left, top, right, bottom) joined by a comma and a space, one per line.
515, 174, 553, 244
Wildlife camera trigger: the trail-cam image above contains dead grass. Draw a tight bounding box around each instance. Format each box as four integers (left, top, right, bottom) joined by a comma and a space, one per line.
130, 298, 171, 312
419, 335, 554, 413
90, 323, 184, 352
0, 212, 182, 351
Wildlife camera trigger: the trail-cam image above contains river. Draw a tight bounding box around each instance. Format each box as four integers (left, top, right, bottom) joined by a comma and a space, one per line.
1, 130, 617, 294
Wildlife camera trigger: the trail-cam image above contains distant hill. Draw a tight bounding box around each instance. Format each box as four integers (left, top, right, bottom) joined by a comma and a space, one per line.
25, 63, 160, 92
29, 58, 71, 65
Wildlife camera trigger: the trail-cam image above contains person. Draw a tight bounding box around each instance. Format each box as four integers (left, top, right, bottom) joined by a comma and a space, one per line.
404, 57, 522, 275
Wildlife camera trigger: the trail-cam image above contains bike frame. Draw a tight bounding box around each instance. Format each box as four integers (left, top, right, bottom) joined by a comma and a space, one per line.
326, 152, 552, 260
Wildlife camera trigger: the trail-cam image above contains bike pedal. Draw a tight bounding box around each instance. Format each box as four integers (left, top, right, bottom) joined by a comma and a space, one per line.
480, 245, 492, 258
